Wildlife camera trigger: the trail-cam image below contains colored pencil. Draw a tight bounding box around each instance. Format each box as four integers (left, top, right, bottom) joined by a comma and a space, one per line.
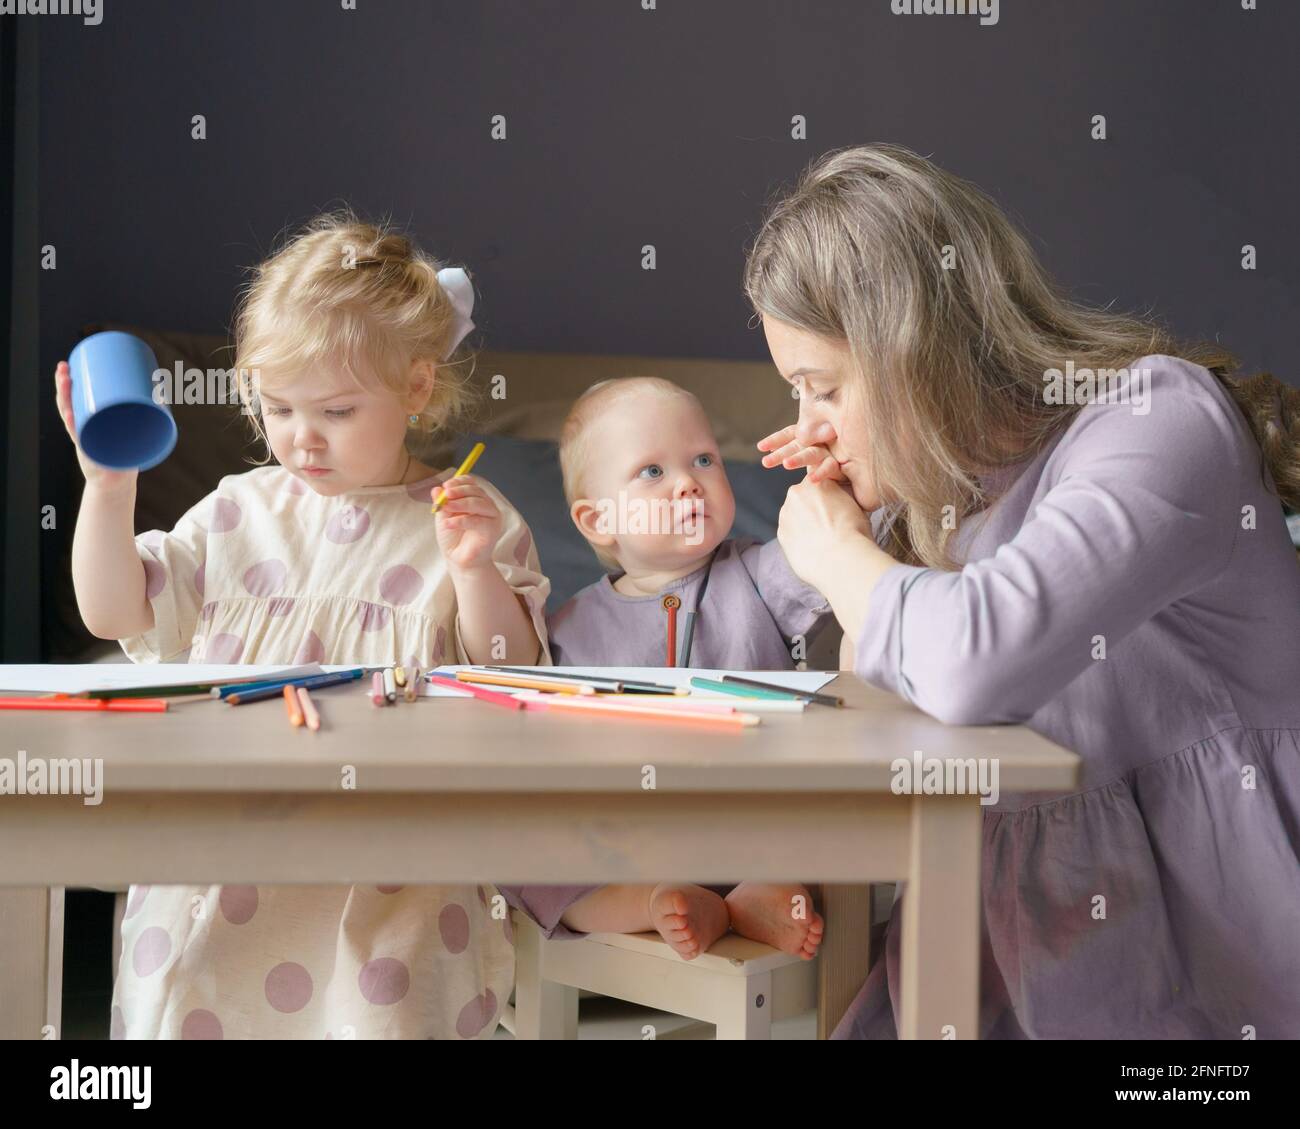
297, 686, 321, 731
424, 673, 526, 710
284, 684, 304, 727
431, 442, 485, 513
690, 676, 798, 701
214, 668, 366, 700
383, 667, 397, 703
393, 665, 407, 688
455, 670, 596, 695
0, 697, 168, 713
371, 672, 387, 706
480, 666, 685, 695
404, 666, 420, 703
221, 669, 367, 705
720, 673, 844, 708
519, 692, 759, 728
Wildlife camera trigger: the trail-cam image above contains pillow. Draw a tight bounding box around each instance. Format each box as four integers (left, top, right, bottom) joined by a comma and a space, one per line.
452, 434, 802, 612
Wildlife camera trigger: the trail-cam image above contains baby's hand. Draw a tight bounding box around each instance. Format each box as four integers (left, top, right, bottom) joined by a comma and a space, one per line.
433, 474, 503, 571
756, 423, 847, 485
53, 361, 138, 493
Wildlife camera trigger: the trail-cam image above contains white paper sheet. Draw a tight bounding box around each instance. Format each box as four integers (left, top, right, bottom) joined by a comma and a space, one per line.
416, 665, 838, 699
0, 663, 325, 695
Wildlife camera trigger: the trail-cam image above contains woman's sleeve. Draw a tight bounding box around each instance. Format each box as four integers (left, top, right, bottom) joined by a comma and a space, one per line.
450, 482, 554, 666
854, 360, 1247, 725
741, 537, 835, 645
118, 494, 212, 664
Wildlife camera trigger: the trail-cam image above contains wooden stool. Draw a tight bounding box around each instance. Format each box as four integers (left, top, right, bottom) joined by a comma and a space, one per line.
505, 911, 819, 1039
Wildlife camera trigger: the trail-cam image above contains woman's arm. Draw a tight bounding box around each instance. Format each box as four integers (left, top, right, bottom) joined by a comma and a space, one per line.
845, 363, 1247, 725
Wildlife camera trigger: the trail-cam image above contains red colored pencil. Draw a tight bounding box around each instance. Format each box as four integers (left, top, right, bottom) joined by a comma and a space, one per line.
0, 697, 169, 712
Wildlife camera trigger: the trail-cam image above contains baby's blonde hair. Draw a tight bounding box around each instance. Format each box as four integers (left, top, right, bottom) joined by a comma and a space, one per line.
231, 210, 481, 461
559, 376, 706, 571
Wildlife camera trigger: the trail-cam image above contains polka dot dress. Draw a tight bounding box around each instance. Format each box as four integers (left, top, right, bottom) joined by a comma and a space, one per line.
112, 465, 551, 1039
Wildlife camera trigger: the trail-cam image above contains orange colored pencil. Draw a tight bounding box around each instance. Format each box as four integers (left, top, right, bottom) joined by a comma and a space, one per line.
455, 670, 595, 695
517, 691, 758, 728
284, 684, 304, 727
0, 697, 168, 712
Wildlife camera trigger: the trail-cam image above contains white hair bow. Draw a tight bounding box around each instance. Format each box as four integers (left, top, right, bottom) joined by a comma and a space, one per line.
436, 267, 476, 358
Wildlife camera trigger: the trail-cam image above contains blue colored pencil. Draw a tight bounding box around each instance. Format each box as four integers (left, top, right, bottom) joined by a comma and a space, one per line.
223, 669, 367, 705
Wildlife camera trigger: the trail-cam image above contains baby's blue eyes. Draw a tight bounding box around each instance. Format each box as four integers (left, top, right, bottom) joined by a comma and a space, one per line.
637, 454, 715, 480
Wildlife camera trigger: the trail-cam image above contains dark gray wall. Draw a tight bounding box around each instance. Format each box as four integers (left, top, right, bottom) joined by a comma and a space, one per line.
22, 0, 1300, 659
36, 0, 1298, 366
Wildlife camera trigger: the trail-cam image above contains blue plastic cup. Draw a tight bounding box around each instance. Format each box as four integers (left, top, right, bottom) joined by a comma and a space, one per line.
68, 331, 177, 471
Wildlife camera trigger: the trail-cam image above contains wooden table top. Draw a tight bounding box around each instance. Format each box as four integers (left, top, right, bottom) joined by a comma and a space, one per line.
1, 672, 1078, 794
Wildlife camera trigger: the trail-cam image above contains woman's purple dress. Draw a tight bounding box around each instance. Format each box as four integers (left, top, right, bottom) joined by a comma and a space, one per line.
835, 354, 1300, 1038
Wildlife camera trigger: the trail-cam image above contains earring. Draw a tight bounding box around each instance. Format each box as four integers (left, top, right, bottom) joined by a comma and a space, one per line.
408, 414, 419, 425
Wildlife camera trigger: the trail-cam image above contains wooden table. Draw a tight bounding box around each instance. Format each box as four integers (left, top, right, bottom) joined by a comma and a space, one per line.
0, 672, 1078, 1040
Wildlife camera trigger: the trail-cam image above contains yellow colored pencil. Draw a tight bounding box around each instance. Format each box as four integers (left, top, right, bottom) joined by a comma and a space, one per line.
431, 442, 485, 513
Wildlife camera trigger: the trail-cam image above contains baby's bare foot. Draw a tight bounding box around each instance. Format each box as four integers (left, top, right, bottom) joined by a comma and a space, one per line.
725, 882, 824, 959
648, 883, 730, 960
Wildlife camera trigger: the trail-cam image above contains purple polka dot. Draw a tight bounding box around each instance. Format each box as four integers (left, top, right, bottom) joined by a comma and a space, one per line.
142, 560, 166, 600
294, 631, 324, 664
264, 962, 313, 1013
285, 476, 307, 496
194, 563, 206, 597
124, 885, 150, 919
110, 1006, 126, 1040
181, 1009, 224, 1040
132, 926, 171, 977
206, 497, 242, 534
377, 885, 404, 895
139, 530, 165, 554
513, 528, 532, 566
266, 597, 295, 618
358, 958, 410, 1005
243, 558, 287, 597
204, 633, 244, 664
405, 654, 421, 671
455, 990, 498, 1039
219, 885, 258, 925
439, 903, 470, 954
379, 564, 425, 606
356, 602, 391, 632
325, 505, 370, 544
198, 601, 217, 622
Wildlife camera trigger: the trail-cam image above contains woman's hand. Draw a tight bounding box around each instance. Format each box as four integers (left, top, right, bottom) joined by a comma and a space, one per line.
756, 422, 847, 485
434, 474, 504, 572
53, 361, 139, 494
777, 473, 873, 591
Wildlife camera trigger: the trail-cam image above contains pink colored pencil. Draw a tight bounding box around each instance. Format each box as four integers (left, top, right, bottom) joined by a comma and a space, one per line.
424, 673, 527, 711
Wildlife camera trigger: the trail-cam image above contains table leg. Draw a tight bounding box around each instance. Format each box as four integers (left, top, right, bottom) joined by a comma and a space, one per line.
899, 795, 981, 1040
0, 886, 64, 1040
815, 883, 873, 1039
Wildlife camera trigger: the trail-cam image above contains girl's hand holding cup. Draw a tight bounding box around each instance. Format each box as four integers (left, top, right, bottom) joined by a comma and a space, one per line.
53, 360, 138, 494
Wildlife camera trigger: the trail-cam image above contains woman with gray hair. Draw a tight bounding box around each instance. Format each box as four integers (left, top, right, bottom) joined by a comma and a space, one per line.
746, 143, 1300, 1038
